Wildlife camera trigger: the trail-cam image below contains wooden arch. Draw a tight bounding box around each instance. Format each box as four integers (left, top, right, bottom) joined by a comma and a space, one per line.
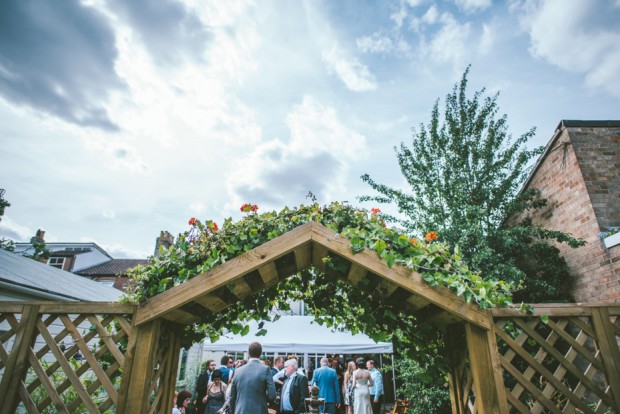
120, 221, 507, 413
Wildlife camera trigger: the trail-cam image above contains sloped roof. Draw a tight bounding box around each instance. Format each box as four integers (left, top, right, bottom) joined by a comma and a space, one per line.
76, 259, 149, 276
136, 222, 492, 330
0, 249, 121, 302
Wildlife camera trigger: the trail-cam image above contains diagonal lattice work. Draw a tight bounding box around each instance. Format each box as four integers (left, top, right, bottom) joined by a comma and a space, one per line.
492, 306, 620, 414
143, 323, 182, 414
0, 302, 136, 413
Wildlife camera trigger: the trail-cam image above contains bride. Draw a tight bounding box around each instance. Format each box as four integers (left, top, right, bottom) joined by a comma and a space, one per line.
352, 357, 373, 414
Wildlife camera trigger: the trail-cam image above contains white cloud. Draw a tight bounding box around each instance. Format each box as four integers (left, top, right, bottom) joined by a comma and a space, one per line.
356, 32, 411, 55
226, 96, 368, 209
102, 210, 116, 219
322, 45, 378, 92
455, 0, 492, 13
516, 0, 620, 98
189, 203, 205, 214
0, 216, 33, 242
421, 13, 473, 65
479, 22, 494, 54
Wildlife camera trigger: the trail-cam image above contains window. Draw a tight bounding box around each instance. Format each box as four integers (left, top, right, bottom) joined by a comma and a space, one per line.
97, 280, 115, 287
48, 257, 65, 269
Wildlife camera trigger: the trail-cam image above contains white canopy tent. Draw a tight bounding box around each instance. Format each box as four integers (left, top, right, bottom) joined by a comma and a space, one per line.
201, 315, 396, 400
202, 315, 393, 354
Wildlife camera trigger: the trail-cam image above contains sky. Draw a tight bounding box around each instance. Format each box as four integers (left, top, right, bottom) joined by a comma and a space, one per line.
1, 0, 619, 259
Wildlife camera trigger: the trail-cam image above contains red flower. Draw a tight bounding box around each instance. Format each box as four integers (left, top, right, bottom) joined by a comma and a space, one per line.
188, 217, 197, 226
241, 203, 259, 213
212, 222, 219, 231
371, 208, 381, 215
425, 231, 438, 241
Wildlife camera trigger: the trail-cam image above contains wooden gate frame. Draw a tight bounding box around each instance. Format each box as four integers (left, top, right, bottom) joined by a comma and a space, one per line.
119, 222, 506, 414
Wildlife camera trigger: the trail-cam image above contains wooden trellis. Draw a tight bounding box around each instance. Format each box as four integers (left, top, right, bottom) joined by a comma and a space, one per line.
0, 303, 137, 413
1, 223, 620, 414
491, 304, 620, 414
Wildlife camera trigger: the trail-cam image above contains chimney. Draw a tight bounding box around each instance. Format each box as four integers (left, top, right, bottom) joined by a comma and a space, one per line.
154, 231, 174, 256
30, 229, 45, 244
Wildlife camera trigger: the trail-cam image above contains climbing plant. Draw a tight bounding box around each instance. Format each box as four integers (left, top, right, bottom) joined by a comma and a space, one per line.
125, 201, 514, 357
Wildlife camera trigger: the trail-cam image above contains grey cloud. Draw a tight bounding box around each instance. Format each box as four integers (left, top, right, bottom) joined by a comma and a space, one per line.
106, 0, 211, 66
234, 152, 343, 206
0, 0, 124, 130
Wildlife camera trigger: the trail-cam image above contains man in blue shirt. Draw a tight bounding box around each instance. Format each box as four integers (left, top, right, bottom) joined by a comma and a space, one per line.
219, 354, 234, 384
280, 359, 309, 414
366, 360, 384, 414
310, 357, 341, 414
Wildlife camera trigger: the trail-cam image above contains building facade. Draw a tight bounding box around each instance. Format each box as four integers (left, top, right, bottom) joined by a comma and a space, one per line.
520, 120, 620, 302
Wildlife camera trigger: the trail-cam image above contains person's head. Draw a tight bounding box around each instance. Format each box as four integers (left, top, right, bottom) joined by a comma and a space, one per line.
284, 358, 298, 376
274, 356, 284, 369
366, 360, 375, 370
320, 356, 329, 367
221, 355, 230, 366
331, 355, 340, 367
347, 361, 356, 374
211, 368, 222, 382
356, 357, 365, 369
228, 356, 234, 368
175, 389, 191, 409
248, 341, 262, 359
206, 359, 216, 372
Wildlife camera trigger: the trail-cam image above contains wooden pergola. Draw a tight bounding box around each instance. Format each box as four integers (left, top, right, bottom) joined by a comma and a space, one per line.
1, 221, 619, 413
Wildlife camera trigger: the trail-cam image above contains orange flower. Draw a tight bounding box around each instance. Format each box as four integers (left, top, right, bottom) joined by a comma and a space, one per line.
411, 238, 417, 244
425, 231, 438, 241
371, 207, 381, 215
188, 217, 197, 226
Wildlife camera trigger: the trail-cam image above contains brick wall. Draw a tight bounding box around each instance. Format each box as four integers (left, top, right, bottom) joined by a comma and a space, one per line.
522, 124, 620, 302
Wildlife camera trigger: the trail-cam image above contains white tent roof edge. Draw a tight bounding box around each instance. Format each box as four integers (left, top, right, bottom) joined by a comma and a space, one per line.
202, 315, 393, 354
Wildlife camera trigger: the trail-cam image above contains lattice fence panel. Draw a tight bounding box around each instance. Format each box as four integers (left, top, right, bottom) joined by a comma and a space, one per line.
494, 313, 617, 414
0, 303, 136, 414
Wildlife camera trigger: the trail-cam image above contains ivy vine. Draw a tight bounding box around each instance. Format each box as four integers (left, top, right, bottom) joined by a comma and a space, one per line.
124, 202, 514, 350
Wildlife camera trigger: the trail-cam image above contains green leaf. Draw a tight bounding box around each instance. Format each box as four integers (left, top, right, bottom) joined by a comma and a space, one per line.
374, 239, 387, 255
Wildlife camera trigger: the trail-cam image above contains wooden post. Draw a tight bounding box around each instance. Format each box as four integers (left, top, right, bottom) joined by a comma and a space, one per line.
158, 323, 183, 414
465, 318, 508, 414
117, 319, 162, 414
591, 307, 620, 413
445, 323, 467, 414
0, 304, 39, 414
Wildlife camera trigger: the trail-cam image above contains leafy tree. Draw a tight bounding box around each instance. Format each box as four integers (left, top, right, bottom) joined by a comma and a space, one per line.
0, 188, 15, 251
360, 66, 583, 303
0, 188, 50, 260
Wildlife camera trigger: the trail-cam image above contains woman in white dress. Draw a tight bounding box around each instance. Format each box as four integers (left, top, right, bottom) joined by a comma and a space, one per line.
352, 357, 373, 414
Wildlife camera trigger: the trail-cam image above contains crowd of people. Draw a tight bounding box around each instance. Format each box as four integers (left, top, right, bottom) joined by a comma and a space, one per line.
172, 341, 384, 414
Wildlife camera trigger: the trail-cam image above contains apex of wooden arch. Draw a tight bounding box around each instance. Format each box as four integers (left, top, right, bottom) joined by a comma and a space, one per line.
135, 221, 492, 330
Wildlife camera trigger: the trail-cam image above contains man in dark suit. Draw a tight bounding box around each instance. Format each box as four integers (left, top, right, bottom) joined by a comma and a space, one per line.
229, 342, 276, 414
310, 357, 341, 414
194, 359, 216, 414
280, 358, 309, 414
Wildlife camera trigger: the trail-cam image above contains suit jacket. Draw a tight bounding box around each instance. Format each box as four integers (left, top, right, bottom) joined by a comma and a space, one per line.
194, 370, 211, 412
230, 359, 276, 414
281, 373, 309, 413
310, 365, 341, 404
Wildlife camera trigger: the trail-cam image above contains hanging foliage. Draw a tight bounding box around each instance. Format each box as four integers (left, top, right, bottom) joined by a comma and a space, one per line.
124, 202, 514, 352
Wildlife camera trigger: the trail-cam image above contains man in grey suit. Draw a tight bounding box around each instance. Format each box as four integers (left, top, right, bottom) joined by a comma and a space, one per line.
229, 341, 276, 414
